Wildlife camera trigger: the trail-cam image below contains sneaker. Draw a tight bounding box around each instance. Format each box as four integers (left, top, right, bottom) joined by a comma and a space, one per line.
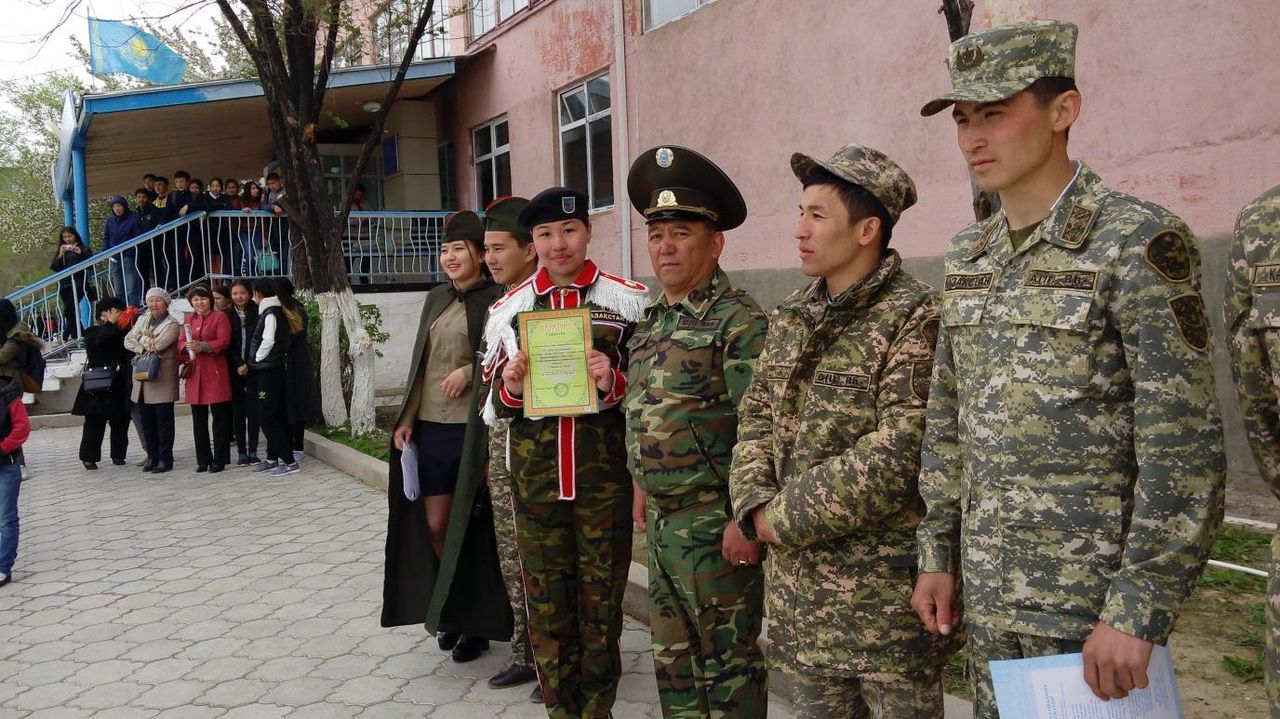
269, 462, 300, 476
293, 451, 305, 463
251, 461, 279, 473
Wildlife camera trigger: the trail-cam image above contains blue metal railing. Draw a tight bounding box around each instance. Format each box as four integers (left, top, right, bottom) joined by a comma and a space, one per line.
8, 209, 451, 357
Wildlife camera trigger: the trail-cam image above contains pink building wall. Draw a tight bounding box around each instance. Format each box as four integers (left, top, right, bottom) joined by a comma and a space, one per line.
430, 0, 1279, 275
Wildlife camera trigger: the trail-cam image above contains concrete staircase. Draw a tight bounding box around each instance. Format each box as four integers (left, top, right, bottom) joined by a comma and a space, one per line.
24, 349, 87, 415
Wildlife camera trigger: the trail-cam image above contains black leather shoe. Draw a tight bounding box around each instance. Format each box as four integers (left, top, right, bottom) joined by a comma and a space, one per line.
209, 464, 224, 474
142, 459, 155, 472
152, 461, 172, 474
489, 664, 537, 688
436, 631, 459, 651
529, 684, 543, 703
83, 461, 98, 470
450, 635, 489, 663
237, 453, 251, 466
196, 465, 208, 473
112, 459, 126, 466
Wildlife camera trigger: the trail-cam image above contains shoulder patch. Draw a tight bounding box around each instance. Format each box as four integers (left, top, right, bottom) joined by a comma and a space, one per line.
1144, 231, 1192, 283
1252, 262, 1280, 288
920, 318, 940, 350
911, 360, 933, 402
1168, 294, 1210, 352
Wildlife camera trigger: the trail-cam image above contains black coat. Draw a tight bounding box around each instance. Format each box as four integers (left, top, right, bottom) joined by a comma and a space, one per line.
224, 304, 258, 371
72, 323, 132, 418
50, 241, 94, 293
284, 311, 322, 425
381, 279, 512, 641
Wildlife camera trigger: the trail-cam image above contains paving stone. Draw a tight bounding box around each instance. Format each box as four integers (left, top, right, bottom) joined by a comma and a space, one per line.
332, 675, 408, 705
263, 676, 338, 706
6, 681, 85, 711
132, 679, 215, 710
67, 680, 150, 710
194, 677, 275, 708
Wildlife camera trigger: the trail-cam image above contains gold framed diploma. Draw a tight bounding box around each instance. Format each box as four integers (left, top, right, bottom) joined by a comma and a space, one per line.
518, 307, 598, 419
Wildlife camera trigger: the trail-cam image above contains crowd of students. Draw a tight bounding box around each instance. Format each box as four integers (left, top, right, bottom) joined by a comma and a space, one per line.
68, 277, 320, 476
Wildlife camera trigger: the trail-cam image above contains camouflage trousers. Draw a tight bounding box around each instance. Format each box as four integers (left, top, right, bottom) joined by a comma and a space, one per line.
967, 623, 1084, 719
514, 481, 633, 719
789, 667, 944, 719
488, 422, 533, 668
1268, 534, 1280, 719
646, 497, 767, 718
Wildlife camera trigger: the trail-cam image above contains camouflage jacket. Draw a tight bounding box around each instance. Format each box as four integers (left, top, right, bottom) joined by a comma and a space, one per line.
728, 250, 952, 675
488, 261, 649, 503
918, 163, 1226, 644
624, 267, 768, 515
1225, 184, 1280, 497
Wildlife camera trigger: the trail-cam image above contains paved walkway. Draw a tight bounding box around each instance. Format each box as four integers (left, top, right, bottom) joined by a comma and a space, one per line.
0, 419, 795, 718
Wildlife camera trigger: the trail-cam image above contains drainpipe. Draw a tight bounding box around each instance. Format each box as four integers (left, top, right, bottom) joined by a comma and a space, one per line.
612, 0, 632, 278
71, 144, 89, 242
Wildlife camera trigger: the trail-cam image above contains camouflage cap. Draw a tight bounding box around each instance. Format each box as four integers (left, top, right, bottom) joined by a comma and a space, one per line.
920, 19, 1078, 117
790, 144, 917, 223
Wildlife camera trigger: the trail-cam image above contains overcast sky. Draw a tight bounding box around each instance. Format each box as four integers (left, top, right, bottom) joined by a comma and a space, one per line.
0, 0, 220, 97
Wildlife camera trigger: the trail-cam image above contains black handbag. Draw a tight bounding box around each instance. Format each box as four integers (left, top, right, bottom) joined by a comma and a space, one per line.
81, 365, 115, 393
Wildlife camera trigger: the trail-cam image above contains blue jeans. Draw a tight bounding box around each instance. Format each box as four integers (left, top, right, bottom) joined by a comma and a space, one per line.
0, 462, 20, 576
110, 253, 144, 308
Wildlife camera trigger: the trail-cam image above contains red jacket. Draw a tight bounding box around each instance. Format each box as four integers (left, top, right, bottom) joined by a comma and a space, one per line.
1, 397, 29, 455
179, 310, 232, 405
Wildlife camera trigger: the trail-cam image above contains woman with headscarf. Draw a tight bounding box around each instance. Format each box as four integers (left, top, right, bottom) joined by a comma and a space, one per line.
72, 297, 133, 469
124, 288, 180, 473
179, 285, 232, 473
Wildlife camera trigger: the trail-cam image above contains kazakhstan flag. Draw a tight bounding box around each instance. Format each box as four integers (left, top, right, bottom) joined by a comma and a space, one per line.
88, 18, 186, 85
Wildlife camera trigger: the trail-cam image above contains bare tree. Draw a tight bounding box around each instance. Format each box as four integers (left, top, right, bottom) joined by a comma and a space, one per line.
214, 0, 438, 435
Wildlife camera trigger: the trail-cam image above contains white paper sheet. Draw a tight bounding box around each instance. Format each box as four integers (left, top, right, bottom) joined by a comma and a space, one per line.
400, 439, 420, 501
991, 645, 1183, 719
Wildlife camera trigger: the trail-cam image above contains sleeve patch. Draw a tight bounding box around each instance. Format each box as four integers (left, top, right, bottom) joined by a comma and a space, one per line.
911, 360, 933, 402
1168, 294, 1210, 352
1144, 231, 1192, 283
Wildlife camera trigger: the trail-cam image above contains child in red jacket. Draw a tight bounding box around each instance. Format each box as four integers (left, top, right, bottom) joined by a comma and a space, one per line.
0, 372, 32, 587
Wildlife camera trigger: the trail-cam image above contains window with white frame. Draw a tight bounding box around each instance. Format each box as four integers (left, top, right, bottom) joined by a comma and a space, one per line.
558, 74, 613, 211
470, 0, 528, 39
473, 118, 511, 210
374, 1, 450, 64
645, 0, 713, 30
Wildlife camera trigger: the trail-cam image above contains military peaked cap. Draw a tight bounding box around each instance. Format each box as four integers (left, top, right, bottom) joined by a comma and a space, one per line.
627, 145, 747, 231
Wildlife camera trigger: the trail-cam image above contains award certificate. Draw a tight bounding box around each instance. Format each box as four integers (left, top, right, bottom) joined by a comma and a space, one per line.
518, 307, 598, 419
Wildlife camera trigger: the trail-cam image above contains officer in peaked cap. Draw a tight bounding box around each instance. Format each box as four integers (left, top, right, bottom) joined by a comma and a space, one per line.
624, 145, 770, 716
913, 19, 1225, 719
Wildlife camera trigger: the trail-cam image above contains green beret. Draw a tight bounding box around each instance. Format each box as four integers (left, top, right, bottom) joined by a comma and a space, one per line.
444, 210, 485, 245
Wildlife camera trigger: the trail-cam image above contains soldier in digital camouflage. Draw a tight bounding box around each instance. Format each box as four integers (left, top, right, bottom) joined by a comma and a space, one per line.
474, 195, 541, 697
914, 20, 1226, 718
727, 143, 954, 719
1224, 184, 1280, 718
485, 187, 649, 719
623, 146, 770, 718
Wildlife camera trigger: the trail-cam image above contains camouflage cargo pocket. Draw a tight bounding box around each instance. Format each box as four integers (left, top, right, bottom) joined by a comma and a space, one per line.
1000, 485, 1122, 619
1247, 292, 1280, 330
665, 329, 725, 399
1008, 290, 1095, 389
794, 556, 922, 670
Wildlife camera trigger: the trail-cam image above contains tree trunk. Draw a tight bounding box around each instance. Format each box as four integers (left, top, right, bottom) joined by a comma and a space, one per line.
314, 291, 347, 427
335, 287, 376, 435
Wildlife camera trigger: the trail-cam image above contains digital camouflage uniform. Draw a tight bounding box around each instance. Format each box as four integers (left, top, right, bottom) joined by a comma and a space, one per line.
918, 162, 1227, 717
487, 253, 648, 719
1224, 184, 1280, 718
487, 411, 533, 669
625, 266, 770, 718
919, 22, 1226, 718
730, 249, 955, 719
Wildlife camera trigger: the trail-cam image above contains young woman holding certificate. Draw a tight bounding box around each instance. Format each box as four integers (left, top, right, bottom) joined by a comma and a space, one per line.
482, 187, 649, 719
382, 211, 506, 665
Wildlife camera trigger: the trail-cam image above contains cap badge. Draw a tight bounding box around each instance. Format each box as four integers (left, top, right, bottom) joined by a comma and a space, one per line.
955, 44, 984, 71
562, 196, 576, 214
655, 147, 675, 168
657, 190, 677, 207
